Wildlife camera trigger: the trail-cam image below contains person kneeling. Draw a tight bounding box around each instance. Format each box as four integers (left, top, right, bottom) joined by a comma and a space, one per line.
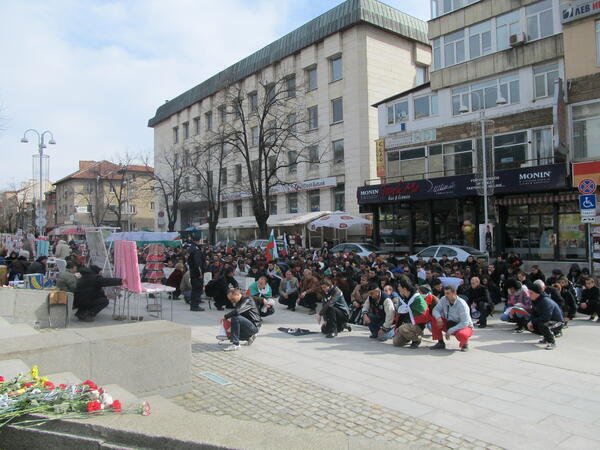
393, 279, 430, 349
526, 283, 564, 350
361, 288, 395, 341
318, 278, 350, 338
222, 288, 262, 352
430, 286, 473, 352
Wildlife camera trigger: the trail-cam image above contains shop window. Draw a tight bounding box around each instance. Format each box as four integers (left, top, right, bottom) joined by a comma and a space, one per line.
443, 141, 473, 176
572, 101, 600, 160
469, 20, 492, 59
533, 63, 559, 99
493, 132, 527, 170
526, 0, 554, 42
505, 205, 555, 260
379, 204, 410, 250
413, 203, 430, 248
559, 213, 586, 260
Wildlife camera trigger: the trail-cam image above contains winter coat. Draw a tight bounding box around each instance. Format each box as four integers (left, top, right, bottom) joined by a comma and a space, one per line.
73, 267, 122, 311
54, 240, 71, 260
224, 296, 262, 327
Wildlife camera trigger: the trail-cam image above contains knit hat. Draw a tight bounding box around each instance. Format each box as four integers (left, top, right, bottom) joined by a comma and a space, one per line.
528, 283, 543, 295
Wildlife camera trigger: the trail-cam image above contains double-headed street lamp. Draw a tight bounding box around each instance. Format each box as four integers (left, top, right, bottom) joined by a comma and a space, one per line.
20, 129, 56, 236
459, 92, 506, 255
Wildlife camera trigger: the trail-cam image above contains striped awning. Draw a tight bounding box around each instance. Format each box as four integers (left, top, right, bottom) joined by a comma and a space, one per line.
494, 192, 579, 206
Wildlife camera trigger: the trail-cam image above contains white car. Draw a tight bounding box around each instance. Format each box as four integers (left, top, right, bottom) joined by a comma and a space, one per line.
329, 243, 384, 258
410, 245, 487, 263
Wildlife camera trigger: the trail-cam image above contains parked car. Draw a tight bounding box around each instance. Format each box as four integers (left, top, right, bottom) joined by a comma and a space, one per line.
247, 239, 285, 251
409, 245, 487, 263
329, 243, 385, 258
214, 239, 245, 249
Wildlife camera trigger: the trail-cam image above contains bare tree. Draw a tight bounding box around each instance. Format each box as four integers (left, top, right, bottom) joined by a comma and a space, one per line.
0, 183, 33, 232
221, 76, 321, 238
145, 149, 191, 232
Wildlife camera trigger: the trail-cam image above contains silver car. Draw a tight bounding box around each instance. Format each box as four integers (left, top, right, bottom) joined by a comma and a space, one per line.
410, 245, 487, 263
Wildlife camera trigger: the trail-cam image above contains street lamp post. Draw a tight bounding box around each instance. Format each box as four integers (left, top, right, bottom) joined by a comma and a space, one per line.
20, 129, 56, 236
459, 92, 506, 255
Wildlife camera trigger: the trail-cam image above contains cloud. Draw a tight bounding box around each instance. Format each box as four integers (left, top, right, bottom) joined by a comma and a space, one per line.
0, 0, 429, 190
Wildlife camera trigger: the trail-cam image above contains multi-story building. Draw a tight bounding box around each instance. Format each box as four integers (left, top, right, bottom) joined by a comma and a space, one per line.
359, 0, 587, 265
148, 0, 431, 242
53, 161, 155, 231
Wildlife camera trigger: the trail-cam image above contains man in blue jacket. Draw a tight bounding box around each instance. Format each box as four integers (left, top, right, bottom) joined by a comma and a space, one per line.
527, 283, 564, 350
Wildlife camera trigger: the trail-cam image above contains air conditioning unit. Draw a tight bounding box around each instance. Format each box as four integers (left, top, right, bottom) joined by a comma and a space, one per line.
509, 33, 526, 47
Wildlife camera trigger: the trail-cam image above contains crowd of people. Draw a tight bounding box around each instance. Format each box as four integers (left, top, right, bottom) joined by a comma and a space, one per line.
1, 235, 598, 352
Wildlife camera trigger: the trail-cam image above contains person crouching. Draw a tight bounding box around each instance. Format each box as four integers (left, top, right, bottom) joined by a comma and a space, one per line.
393, 279, 430, 349
430, 285, 474, 352
318, 278, 350, 338
222, 288, 262, 352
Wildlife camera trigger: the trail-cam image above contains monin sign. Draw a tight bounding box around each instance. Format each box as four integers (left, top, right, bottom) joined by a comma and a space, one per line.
519, 170, 552, 181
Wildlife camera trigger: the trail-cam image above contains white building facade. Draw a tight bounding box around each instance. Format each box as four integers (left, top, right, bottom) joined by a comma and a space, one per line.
148, 0, 430, 242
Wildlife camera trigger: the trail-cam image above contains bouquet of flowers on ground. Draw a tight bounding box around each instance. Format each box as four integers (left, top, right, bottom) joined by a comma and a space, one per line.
0, 365, 151, 428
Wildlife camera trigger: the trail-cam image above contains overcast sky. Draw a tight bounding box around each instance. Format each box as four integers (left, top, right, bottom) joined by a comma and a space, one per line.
0, 0, 429, 190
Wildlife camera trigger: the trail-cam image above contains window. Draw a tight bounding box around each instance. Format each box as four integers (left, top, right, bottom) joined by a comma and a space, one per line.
492, 132, 527, 170
334, 184, 345, 211
332, 139, 344, 164
207, 171, 213, 187
128, 204, 137, 214
183, 149, 190, 165
287, 113, 297, 132
432, 0, 480, 18
287, 193, 298, 214
526, 0, 554, 41
330, 55, 342, 82
251, 160, 259, 181
469, 20, 492, 59
268, 155, 277, 176
309, 190, 320, 212
416, 66, 428, 85
286, 75, 296, 98
331, 97, 343, 123
288, 151, 298, 174
386, 147, 426, 180
433, 38, 441, 70
220, 168, 227, 185
150, 201, 155, 210
265, 83, 276, 103
533, 63, 559, 99
269, 196, 278, 215
218, 105, 226, 124
597, 21, 600, 66
387, 100, 409, 124
235, 164, 242, 182
193, 117, 200, 135
443, 29, 465, 67
87, 204, 93, 213
496, 10, 520, 51
248, 92, 258, 112
442, 141, 473, 176
308, 105, 318, 129
452, 74, 519, 115
182, 122, 189, 139
306, 66, 317, 91
172, 126, 178, 144
205, 111, 213, 131
414, 94, 438, 119
533, 128, 553, 165
251, 126, 259, 146
308, 145, 319, 171
221, 204, 228, 218
235, 201, 243, 217
573, 101, 600, 160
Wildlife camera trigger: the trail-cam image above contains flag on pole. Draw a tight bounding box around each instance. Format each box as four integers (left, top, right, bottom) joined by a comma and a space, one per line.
225, 241, 233, 254
281, 233, 289, 257
265, 230, 278, 262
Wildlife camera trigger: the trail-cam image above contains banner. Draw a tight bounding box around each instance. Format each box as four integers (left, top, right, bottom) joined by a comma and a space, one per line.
357, 163, 568, 205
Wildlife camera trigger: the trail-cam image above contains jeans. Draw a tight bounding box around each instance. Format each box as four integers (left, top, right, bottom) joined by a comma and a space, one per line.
278, 292, 298, 309
531, 321, 559, 344
321, 306, 348, 334
366, 313, 385, 337
190, 278, 203, 308
230, 315, 258, 345
475, 301, 492, 326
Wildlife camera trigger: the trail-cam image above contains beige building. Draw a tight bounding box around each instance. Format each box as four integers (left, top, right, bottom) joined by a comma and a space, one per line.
53, 161, 155, 231
148, 0, 430, 241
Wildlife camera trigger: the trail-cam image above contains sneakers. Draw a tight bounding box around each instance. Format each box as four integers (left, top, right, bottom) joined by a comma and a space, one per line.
514, 326, 524, 333
325, 332, 338, 338
429, 341, 446, 350
246, 334, 256, 346
538, 338, 546, 344
344, 325, 352, 332
554, 331, 563, 338
545, 342, 556, 350
223, 344, 240, 352
461, 343, 469, 352
216, 334, 229, 341
190, 306, 205, 312
409, 340, 421, 349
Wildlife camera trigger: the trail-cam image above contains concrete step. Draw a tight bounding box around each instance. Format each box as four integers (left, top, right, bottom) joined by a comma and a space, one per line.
0, 322, 39, 339
102, 384, 140, 409
0, 359, 29, 380
44, 371, 82, 386
0, 316, 11, 328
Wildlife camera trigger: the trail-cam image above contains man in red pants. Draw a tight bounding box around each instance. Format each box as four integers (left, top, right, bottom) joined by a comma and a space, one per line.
430, 285, 474, 352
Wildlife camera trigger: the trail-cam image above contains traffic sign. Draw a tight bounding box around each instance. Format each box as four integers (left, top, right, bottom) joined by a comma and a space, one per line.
580, 194, 597, 210
578, 178, 596, 194
35, 217, 47, 228
35, 208, 46, 218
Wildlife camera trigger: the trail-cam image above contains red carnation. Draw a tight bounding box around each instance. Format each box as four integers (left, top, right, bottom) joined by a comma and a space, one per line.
81, 380, 98, 390
59, 384, 67, 389
87, 401, 102, 413
111, 400, 122, 412
43, 381, 55, 389
0, 376, 4, 382
22, 382, 34, 388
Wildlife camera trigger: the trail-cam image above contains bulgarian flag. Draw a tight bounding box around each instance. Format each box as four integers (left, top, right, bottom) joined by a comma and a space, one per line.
398, 293, 430, 325
265, 230, 278, 262
281, 233, 289, 257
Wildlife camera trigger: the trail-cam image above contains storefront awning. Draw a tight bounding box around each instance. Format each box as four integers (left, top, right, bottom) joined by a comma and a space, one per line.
494, 192, 578, 206
198, 211, 330, 230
